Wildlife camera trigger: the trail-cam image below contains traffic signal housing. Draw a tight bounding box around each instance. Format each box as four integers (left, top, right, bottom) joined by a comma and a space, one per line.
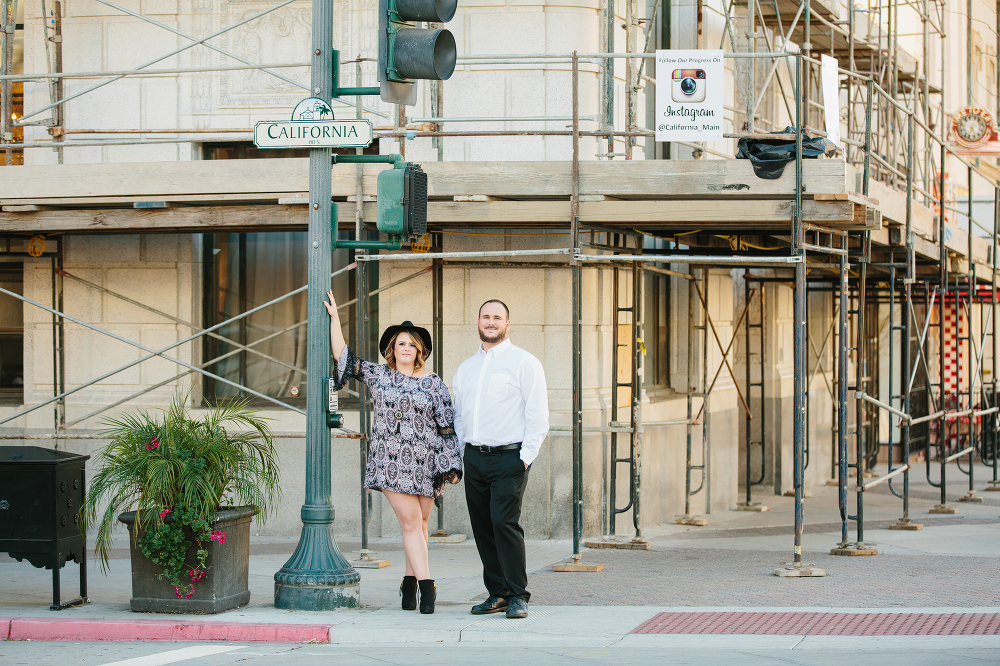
379, 0, 457, 104
377, 163, 428, 241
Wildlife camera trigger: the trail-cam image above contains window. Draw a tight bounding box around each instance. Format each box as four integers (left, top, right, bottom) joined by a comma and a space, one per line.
203, 233, 308, 403
203, 142, 308, 161
642, 236, 673, 389
3, 82, 23, 166
202, 233, 361, 405
645, 270, 671, 387
202, 142, 379, 160
0, 262, 23, 402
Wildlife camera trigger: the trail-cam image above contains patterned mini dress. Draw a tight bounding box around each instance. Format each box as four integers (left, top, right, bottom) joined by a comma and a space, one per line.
335, 346, 463, 497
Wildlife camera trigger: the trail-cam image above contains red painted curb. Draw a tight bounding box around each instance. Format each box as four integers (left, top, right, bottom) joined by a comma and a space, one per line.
6, 616, 331, 643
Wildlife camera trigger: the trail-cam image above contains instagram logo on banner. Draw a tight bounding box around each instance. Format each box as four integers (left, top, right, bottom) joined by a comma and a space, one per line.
671, 69, 706, 103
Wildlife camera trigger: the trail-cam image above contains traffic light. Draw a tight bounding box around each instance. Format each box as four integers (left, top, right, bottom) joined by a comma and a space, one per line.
377, 163, 428, 240
378, 0, 458, 105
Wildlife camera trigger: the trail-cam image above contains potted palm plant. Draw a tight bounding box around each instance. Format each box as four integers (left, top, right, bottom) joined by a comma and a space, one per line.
82, 395, 280, 613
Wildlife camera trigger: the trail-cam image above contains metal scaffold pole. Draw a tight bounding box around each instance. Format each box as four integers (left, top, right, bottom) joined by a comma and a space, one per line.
572, 52, 582, 561
989, 185, 1000, 492
776, 53, 824, 577
837, 234, 850, 544
955, 162, 982, 505
833, 78, 878, 556
274, 0, 360, 609
352, 243, 392, 567
889, 109, 922, 531
930, 142, 957, 514
553, 52, 602, 573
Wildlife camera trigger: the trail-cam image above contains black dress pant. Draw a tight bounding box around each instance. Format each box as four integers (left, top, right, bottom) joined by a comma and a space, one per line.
463, 446, 531, 601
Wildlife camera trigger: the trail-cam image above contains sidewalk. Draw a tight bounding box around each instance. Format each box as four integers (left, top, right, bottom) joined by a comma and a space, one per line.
2, 464, 998, 647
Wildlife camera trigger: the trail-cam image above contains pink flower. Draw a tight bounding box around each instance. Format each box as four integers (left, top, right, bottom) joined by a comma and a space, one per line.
209, 531, 227, 545
175, 584, 196, 598
146, 435, 160, 450
159, 509, 171, 518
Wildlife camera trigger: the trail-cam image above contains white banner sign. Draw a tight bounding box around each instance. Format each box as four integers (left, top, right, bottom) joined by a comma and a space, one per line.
820, 55, 842, 148
655, 50, 725, 143
820, 54, 842, 148
253, 119, 373, 149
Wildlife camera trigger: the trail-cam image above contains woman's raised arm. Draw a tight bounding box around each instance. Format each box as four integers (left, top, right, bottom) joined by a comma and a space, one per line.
324, 289, 347, 360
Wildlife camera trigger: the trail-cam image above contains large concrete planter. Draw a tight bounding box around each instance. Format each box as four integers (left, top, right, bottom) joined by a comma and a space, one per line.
118, 506, 256, 613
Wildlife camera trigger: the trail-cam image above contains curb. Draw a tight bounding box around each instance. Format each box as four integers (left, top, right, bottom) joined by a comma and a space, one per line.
0, 616, 331, 643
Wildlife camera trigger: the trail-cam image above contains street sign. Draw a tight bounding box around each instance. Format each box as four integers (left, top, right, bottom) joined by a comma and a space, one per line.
254, 119, 373, 149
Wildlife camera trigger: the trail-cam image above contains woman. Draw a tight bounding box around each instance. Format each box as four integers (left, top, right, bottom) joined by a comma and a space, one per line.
325, 290, 462, 614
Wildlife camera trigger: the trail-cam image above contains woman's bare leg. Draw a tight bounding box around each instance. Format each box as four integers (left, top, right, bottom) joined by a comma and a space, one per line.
384, 490, 430, 579
419, 496, 434, 551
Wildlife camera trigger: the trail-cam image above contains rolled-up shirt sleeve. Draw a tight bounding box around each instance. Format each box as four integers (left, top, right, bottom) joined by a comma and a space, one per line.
451, 370, 467, 457
518, 355, 549, 466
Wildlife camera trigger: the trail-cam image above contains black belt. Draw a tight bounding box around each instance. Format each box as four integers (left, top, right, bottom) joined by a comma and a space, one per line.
468, 442, 521, 454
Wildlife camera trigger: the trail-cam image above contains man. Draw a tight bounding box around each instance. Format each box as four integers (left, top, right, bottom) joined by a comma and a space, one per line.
453, 299, 549, 619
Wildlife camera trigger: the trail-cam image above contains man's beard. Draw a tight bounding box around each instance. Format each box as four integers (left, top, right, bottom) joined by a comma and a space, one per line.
479, 325, 507, 344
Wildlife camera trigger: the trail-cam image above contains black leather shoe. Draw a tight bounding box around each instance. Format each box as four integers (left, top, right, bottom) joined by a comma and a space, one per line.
470, 595, 508, 615
506, 597, 528, 619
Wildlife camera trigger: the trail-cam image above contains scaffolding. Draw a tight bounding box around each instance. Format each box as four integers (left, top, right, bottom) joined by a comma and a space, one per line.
1, 0, 1000, 577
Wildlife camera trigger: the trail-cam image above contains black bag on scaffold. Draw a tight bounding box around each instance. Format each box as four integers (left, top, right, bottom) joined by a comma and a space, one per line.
736, 126, 836, 179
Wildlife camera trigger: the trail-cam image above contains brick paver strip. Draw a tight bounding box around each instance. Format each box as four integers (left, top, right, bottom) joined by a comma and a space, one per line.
631, 612, 1000, 636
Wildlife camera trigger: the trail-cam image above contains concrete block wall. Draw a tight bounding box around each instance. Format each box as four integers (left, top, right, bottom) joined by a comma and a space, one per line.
5, 234, 202, 429
20, 0, 648, 166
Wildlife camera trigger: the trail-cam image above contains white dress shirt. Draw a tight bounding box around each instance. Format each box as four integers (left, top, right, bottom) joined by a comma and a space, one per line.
451, 338, 549, 466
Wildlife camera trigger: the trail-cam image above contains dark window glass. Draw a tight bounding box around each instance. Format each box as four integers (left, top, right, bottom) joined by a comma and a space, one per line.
642, 236, 672, 388
202, 142, 379, 160
203, 233, 308, 402
0, 263, 24, 401
202, 234, 358, 406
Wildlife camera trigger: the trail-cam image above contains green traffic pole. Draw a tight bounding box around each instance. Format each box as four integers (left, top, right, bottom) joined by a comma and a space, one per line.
338, 86, 381, 96
333, 154, 404, 166
334, 239, 404, 250
274, 0, 360, 610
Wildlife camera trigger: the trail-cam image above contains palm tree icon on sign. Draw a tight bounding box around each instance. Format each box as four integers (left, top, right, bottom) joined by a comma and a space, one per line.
318, 105, 331, 120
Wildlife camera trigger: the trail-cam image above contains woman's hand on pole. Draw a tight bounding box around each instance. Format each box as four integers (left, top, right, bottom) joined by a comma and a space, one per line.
325, 289, 347, 360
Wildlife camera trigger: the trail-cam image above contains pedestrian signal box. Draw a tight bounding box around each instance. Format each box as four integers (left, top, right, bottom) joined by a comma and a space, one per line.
376, 163, 428, 241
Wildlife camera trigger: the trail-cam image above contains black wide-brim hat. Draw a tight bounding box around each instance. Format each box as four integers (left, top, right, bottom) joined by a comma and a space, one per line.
379, 320, 432, 358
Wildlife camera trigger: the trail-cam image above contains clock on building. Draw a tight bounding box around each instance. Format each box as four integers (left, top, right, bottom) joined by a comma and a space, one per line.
951, 107, 994, 148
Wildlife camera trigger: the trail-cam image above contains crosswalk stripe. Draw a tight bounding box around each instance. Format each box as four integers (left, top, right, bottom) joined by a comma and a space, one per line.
98, 645, 246, 666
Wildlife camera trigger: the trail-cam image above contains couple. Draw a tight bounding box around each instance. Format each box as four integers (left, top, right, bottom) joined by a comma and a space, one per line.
326, 294, 549, 618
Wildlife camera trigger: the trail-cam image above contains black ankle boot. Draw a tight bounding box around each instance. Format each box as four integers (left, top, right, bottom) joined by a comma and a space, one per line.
400, 575, 418, 611
418, 579, 436, 614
